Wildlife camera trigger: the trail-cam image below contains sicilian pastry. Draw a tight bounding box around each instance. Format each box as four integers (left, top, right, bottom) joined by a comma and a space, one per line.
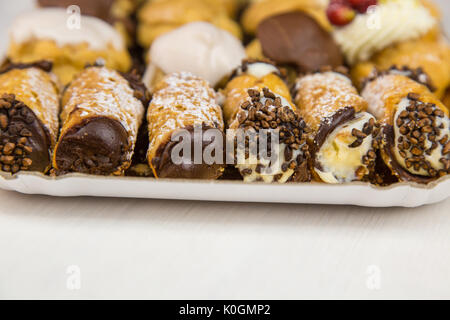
53, 66, 147, 175
8, 8, 132, 85
143, 22, 246, 92
328, 0, 450, 99
242, 0, 331, 36
294, 70, 378, 184
0, 62, 59, 174
351, 38, 450, 99
37, 0, 140, 46
223, 60, 311, 183
147, 72, 226, 179
361, 68, 450, 183
137, 0, 242, 49
254, 11, 343, 74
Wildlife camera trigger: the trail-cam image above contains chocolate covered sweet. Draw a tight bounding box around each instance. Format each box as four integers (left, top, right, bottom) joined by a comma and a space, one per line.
0, 62, 60, 174
257, 12, 343, 73
53, 66, 146, 175
147, 72, 226, 179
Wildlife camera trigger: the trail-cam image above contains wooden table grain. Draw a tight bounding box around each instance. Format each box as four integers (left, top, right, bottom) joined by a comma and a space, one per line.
0, 0, 449, 300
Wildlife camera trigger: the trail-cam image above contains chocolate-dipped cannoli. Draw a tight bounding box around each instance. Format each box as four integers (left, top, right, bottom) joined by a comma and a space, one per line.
0, 62, 59, 174
53, 66, 146, 175
361, 68, 449, 183
223, 60, 311, 183
147, 72, 225, 179
294, 70, 378, 184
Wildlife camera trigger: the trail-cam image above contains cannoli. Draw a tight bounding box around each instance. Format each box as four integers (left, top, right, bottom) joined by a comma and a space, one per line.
8, 8, 132, 85
37, 0, 140, 46
143, 22, 246, 92
53, 66, 147, 175
351, 39, 450, 99
147, 72, 226, 179
294, 70, 378, 184
328, 0, 449, 99
0, 61, 59, 174
137, 0, 242, 49
361, 68, 449, 183
223, 60, 311, 183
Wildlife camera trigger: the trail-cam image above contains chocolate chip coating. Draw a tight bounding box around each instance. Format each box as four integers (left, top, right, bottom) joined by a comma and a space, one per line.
257, 12, 343, 72
54, 117, 129, 175
0, 95, 51, 173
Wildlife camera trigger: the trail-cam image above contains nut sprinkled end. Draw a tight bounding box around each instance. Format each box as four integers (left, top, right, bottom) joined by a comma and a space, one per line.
233, 87, 311, 183
0, 94, 51, 174
391, 94, 449, 180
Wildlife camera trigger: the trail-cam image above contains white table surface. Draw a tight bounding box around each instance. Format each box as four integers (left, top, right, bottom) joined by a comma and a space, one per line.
0, 0, 449, 300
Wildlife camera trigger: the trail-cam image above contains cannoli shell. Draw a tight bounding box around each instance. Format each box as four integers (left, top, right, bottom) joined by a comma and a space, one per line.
223, 73, 293, 128
294, 72, 368, 132
147, 72, 225, 179
363, 74, 448, 125
53, 66, 145, 175
0, 63, 60, 173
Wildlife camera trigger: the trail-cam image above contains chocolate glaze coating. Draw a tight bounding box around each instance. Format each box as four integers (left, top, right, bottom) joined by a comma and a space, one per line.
0, 61, 53, 75
257, 12, 344, 73
54, 117, 129, 175
151, 125, 225, 180
0, 96, 51, 173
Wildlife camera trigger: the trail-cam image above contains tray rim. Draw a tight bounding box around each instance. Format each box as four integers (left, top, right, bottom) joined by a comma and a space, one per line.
0, 171, 449, 208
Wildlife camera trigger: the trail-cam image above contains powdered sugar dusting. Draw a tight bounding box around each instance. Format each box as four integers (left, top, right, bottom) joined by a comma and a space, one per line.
147, 72, 224, 160
295, 72, 368, 131
61, 67, 145, 161
0, 68, 60, 143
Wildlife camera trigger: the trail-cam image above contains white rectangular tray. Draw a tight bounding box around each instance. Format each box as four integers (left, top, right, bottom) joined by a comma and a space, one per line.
0, 172, 449, 207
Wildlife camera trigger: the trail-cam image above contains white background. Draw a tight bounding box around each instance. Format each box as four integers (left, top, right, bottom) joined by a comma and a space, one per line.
0, 0, 449, 299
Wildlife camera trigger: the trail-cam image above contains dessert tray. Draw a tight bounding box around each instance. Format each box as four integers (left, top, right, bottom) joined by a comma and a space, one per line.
0, 172, 449, 207
0, 0, 449, 208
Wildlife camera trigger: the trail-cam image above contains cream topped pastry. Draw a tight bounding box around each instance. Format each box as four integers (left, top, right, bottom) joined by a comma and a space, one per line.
143, 22, 246, 91
10, 8, 125, 51
332, 0, 437, 65
7, 8, 131, 85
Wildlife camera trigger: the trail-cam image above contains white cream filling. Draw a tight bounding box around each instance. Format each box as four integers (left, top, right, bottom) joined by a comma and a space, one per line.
9, 8, 125, 51
333, 0, 437, 64
393, 98, 449, 176
244, 62, 279, 79
146, 22, 246, 88
315, 112, 376, 184
234, 94, 304, 183
237, 143, 304, 184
